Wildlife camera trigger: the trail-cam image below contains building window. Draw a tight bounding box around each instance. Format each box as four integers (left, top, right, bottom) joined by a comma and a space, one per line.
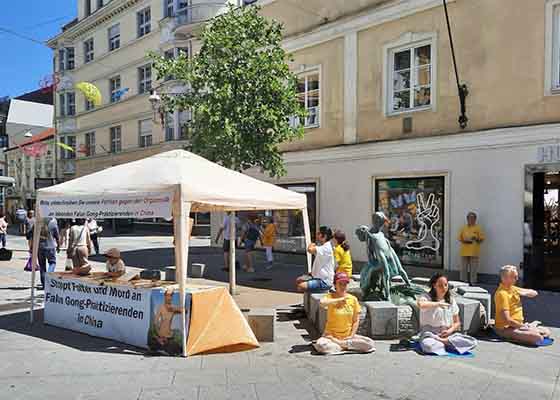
110, 76, 121, 103
137, 7, 151, 38
84, 0, 91, 17
165, 0, 174, 17
85, 132, 96, 156
97, 0, 103, 9
59, 93, 66, 117
110, 126, 122, 153
387, 42, 433, 114
67, 92, 76, 116
138, 119, 153, 148
108, 24, 120, 51
293, 70, 320, 128
546, 1, 560, 94
179, 109, 191, 139
138, 65, 152, 94
165, 113, 175, 141
85, 97, 95, 111
58, 47, 75, 71
84, 38, 94, 63
375, 176, 445, 269
60, 136, 76, 159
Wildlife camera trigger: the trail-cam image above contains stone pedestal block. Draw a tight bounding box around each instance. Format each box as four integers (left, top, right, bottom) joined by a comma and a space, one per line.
247, 308, 276, 342
190, 263, 205, 278
303, 292, 311, 316
456, 296, 481, 334
411, 277, 430, 286
463, 292, 492, 321
365, 301, 398, 338
309, 293, 327, 325
449, 281, 470, 290
457, 286, 488, 295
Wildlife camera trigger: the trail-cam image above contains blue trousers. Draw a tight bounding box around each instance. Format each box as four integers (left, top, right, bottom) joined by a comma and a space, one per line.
38, 247, 56, 287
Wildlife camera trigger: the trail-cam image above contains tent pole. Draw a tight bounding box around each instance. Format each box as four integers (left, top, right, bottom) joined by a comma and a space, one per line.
29, 205, 42, 324
229, 212, 237, 295
175, 186, 191, 357
302, 207, 312, 274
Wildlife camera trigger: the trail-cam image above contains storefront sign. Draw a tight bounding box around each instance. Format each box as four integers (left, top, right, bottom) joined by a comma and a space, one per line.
44, 275, 152, 348
538, 145, 560, 163
38, 192, 173, 219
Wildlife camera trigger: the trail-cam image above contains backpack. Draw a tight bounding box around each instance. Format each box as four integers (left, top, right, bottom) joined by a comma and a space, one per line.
246, 224, 260, 241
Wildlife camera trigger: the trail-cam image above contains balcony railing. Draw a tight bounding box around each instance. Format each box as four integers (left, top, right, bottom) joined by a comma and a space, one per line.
175, 3, 227, 29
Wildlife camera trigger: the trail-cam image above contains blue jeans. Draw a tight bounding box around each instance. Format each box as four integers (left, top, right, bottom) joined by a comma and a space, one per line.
305, 278, 331, 292
0, 233, 5, 248
38, 246, 56, 287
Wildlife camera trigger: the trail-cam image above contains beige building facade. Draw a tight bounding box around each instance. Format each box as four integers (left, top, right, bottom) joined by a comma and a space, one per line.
227, 0, 560, 288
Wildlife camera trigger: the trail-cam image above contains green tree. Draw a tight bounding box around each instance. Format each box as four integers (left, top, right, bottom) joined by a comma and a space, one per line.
151, 5, 305, 177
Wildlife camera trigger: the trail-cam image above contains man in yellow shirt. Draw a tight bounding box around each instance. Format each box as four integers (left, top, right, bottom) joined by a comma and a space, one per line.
457, 212, 485, 284
494, 265, 551, 346
313, 272, 375, 355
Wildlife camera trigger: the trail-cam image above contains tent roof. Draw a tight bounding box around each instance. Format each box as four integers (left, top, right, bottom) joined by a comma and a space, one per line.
38, 149, 306, 211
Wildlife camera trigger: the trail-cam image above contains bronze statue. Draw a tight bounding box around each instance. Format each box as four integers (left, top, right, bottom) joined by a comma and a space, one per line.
356, 212, 423, 303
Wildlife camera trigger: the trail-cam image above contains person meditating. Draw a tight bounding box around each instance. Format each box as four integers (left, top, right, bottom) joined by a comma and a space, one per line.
494, 265, 552, 346
313, 272, 376, 355
104, 248, 125, 278
417, 273, 477, 355
296, 226, 335, 293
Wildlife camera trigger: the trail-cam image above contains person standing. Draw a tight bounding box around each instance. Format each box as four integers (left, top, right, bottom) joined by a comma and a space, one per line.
261, 217, 277, 270
87, 218, 101, 255
25, 210, 35, 251
296, 226, 335, 292
37, 218, 60, 289
16, 207, 26, 235
215, 214, 240, 272
67, 219, 92, 275
458, 212, 485, 284
0, 213, 8, 248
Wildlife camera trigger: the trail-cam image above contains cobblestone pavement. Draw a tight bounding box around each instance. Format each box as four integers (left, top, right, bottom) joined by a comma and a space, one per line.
0, 233, 558, 400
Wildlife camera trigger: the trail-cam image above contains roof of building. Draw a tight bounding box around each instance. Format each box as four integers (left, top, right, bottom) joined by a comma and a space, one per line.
15, 88, 53, 106
4, 128, 55, 152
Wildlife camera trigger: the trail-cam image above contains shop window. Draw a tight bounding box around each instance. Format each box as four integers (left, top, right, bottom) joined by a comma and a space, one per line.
375, 176, 444, 269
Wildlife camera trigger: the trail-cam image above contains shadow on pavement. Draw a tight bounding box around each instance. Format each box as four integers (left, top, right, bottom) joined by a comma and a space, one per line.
100, 246, 307, 294
0, 309, 146, 355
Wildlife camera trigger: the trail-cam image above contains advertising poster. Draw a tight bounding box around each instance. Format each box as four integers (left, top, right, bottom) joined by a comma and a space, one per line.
147, 288, 192, 355
375, 176, 444, 269
44, 275, 152, 348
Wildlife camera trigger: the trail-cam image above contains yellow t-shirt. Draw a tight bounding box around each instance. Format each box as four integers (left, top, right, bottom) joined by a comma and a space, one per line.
261, 224, 277, 247
458, 224, 485, 257
494, 284, 524, 329
334, 245, 353, 277
324, 293, 360, 339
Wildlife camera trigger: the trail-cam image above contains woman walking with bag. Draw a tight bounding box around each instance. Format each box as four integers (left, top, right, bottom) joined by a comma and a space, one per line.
67, 219, 92, 275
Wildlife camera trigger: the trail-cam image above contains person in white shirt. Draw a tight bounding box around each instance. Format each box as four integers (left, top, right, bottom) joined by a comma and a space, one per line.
87, 218, 101, 255
215, 214, 240, 272
104, 247, 126, 278
296, 226, 335, 292
416, 273, 477, 355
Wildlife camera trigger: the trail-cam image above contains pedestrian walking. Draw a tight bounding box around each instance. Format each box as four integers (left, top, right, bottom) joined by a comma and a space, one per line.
261, 217, 277, 270
215, 214, 240, 272
87, 218, 101, 255
15, 207, 26, 235
0, 213, 8, 248
25, 210, 35, 251
38, 217, 60, 289
241, 217, 261, 273
458, 211, 485, 284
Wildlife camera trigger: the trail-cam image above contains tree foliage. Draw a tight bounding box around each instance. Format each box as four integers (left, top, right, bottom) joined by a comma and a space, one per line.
151, 5, 305, 177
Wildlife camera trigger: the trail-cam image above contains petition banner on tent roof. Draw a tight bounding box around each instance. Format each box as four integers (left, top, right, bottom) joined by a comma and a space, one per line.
38, 192, 173, 219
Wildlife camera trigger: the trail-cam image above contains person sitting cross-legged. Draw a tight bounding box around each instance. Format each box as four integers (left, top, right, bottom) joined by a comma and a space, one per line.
494, 265, 552, 346
417, 273, 477, 355
313, 272, 376, 355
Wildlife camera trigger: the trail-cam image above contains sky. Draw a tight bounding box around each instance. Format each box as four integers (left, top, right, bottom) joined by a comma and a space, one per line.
0, 1, 77, 98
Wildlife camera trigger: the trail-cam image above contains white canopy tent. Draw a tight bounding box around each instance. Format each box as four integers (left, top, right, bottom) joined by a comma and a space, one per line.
30, 149, 312, 357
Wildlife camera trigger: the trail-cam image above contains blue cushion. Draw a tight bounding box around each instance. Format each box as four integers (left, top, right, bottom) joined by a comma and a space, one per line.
536, 337, 554, 347
412, 341, 474, 358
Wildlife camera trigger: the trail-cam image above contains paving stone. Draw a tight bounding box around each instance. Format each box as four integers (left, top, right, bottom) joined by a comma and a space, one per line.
174, 368, 227, 386
227, 366, 280, 385
255, 382, 316, 400
139, 386, 199, 400
199, 384, 258, 400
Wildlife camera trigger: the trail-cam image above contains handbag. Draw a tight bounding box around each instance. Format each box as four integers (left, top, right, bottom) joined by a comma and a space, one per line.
24, 255, 33, 272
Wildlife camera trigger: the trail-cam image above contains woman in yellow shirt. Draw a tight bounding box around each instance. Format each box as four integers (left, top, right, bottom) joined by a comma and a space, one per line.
261, 218, 277, 270
457, 212, 485, 284
333, 230, 352, 277
313, 272, 375, 355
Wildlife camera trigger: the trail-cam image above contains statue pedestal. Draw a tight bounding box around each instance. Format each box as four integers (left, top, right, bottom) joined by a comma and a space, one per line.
364, 301, 418, 339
